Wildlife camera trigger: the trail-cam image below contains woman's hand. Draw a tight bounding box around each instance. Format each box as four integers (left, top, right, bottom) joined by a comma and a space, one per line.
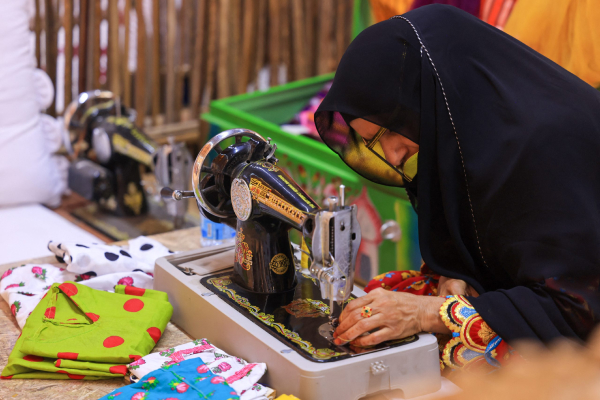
332, 288, 450, 347
437, 276, 479, 298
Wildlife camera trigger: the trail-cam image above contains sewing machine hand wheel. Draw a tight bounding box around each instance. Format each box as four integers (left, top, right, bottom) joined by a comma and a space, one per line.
191, 129, 277, 223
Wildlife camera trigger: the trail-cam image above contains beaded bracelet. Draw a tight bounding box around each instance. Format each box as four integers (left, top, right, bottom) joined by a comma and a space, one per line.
439, 295, 514, 370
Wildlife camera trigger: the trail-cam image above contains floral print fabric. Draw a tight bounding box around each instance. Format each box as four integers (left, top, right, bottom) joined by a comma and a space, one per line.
100, 358, 240, 400
365, 266, 516, 372
0, 236, 171, 329
128, 339, 274, 400
365, 265, 439, 296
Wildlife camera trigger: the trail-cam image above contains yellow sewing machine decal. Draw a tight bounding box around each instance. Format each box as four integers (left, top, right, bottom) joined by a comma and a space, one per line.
269, 253, 289, 275
283, 299, 330, 318
255, 161, 280, 172
249, 178, 307, 225
235, 228, 253, 271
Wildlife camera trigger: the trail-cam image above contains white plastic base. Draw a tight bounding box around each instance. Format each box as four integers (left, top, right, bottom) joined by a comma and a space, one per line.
155, 246, 441, 400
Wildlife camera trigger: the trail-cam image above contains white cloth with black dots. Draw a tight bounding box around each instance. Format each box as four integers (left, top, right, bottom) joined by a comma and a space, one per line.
0, 236, 173, 329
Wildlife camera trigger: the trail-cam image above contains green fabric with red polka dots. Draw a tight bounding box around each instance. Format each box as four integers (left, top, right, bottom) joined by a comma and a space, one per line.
1, 282, 172, 380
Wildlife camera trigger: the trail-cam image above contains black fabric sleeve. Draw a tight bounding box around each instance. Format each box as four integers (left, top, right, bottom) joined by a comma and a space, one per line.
468, 285, 580, 344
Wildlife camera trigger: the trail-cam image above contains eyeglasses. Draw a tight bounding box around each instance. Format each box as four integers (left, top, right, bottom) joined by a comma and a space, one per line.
362, 126, 388, 150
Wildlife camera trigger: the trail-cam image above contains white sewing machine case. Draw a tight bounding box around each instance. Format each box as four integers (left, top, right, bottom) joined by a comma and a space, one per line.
154, 245, 441, 400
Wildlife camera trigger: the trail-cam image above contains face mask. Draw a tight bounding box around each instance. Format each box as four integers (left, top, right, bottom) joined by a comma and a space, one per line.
402, 152, 418, 182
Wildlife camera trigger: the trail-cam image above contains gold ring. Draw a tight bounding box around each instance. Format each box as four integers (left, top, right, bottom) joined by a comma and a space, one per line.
360, 306, 372, 318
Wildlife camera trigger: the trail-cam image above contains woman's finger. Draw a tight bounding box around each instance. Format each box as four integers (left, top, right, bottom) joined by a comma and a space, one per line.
334, 313, 384, 344
350, 327, 394, 348
334, 307, 361, 338
338, 293, 376, 326
335, 303, 380, 339
340, 292, 376, 318
466, 285, 480, 298
439, 278, 468, 297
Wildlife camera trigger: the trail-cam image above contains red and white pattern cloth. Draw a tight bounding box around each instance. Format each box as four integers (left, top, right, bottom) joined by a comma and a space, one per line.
0, 236, 171, 330
365, 266, 518, 372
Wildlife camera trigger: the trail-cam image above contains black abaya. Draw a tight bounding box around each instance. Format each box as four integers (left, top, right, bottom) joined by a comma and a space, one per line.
315, 5, 600, 343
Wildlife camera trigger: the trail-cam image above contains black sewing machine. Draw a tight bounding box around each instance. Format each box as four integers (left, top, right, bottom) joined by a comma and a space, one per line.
64, 90, 193, 237
163, 128, 361, 321
156, 129, 440, 399
64, 90, 157, 216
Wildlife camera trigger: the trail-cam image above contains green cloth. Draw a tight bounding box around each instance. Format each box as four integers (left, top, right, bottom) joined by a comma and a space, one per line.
1, 282, 173, 380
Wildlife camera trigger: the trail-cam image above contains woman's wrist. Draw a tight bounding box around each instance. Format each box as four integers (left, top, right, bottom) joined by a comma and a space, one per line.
418, 296, 450, 334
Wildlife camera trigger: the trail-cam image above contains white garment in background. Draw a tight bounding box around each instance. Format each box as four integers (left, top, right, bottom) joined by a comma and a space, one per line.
128, 339, 274, 400
0, 204, 104, 265
0, 1, 67, 207
47, 236, 172, 276
0, 236, 170, 329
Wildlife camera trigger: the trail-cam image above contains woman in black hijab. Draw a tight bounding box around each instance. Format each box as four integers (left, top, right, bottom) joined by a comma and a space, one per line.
316, 4, 600, 369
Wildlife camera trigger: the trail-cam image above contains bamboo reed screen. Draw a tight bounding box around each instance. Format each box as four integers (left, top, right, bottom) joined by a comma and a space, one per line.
33, 0, 354, 141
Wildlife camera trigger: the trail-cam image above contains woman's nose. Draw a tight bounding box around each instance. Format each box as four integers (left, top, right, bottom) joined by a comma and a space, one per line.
380, 135, 404, 166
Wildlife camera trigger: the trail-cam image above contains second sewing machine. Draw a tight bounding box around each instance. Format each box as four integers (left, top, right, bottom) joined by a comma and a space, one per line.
155, 129, 440, 399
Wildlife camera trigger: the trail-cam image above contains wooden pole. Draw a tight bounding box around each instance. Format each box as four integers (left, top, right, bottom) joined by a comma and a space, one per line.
151, 0, 161, 121
135, 0, 147, 126
228, 0, 240, 94
174, 0, 188, 119
123, 0, 132, 106
204, 0, 217, 107
64, 0, 74, 106
91, 0, 101, 89
78, 0, 88, 92
217, 0, 230, 98
254, 0, 267, 88
238, 0, 255, 93
316, 0, 334, 74
268, 0, 280, 87
108, 0, 121, 96
190, 0, 206, 117
291, 0, 307, 80
165, 0, 176, 122
35, 0, 42, 68
44, 0, 57, 116
280, 0, 290, 84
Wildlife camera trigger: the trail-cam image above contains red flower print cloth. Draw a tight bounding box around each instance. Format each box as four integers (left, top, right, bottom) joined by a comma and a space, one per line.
364, 266, 517, 372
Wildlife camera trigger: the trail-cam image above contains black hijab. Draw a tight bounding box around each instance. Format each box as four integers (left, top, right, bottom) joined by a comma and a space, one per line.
315, 5, 600, 343
315, 20, 422, 187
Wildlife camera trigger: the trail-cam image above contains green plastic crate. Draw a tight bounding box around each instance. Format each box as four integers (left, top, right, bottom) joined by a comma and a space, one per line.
202, 73, 421, 284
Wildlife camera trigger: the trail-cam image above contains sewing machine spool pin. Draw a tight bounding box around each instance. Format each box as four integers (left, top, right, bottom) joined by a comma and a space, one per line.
160, 187, 195, 201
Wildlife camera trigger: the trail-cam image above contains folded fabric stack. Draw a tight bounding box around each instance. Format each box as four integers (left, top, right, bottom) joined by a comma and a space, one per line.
1, 281, 172, 380
103, 358, 253, 400
126, 340, 275, 400
0, 236, 171, 329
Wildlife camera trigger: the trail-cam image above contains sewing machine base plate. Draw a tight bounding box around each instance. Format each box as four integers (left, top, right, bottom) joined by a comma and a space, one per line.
201, 271, 418, 363
155, 246, 441, 400
71, 200, 198, 241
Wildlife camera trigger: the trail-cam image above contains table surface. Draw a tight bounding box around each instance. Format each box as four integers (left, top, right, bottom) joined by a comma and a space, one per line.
0, 228, 202, 400
0, 227, 461, 400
